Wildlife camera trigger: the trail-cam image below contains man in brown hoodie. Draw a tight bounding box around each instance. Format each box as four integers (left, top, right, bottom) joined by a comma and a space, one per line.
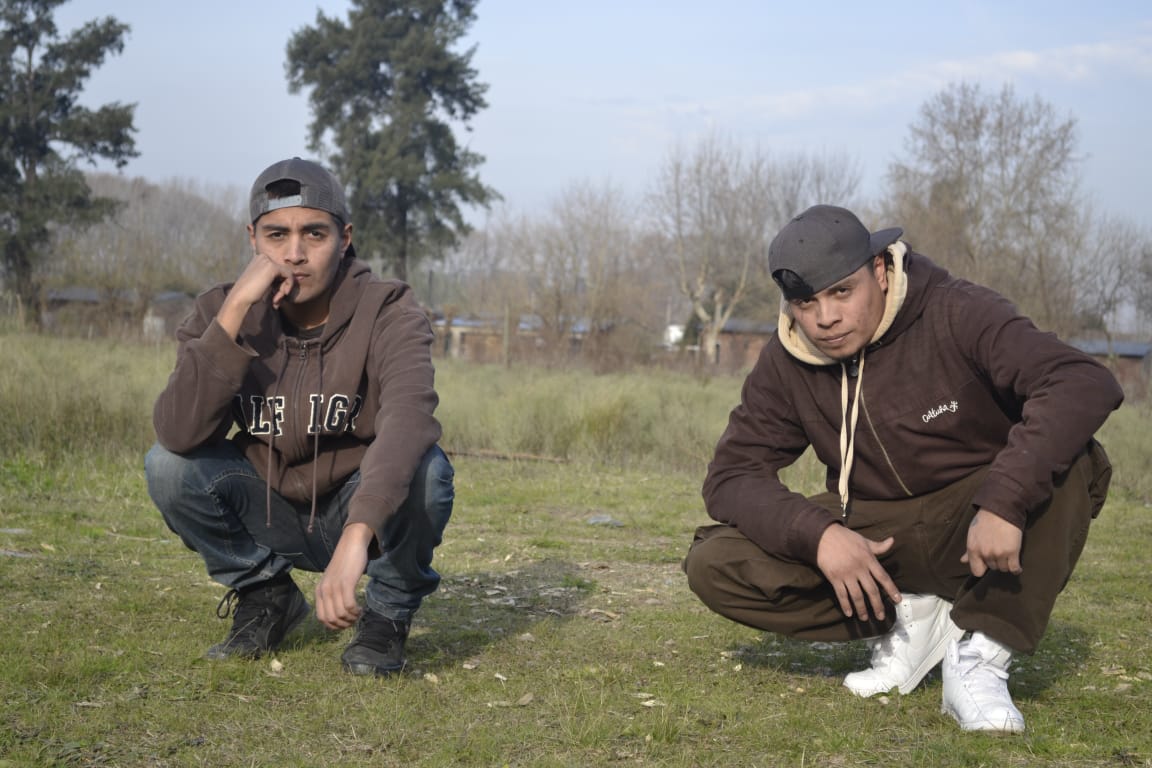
684, 205, 1122, 732
145, 157, 453, 676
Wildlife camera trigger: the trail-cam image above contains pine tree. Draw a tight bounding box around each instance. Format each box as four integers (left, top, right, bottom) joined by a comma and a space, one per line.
0, 0, 137, 313
286, 0, 496, 283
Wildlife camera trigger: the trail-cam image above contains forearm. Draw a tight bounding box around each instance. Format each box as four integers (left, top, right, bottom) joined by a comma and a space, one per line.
153, 320, 254, 452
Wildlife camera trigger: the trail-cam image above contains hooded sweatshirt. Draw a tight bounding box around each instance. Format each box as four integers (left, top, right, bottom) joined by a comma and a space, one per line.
702, 246, 1124, 565
153, 257, 440, 549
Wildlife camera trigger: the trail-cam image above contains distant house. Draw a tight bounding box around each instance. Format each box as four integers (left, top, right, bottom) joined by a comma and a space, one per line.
714, 318, 776, 372
144, 291, 195, 341
433, 313, 588, 364
41, 286, 135, 334
40, 287, 194, 340
1071, 338, 1151, 400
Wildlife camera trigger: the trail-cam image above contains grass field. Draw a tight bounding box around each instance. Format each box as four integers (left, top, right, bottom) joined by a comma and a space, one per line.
1, 333, 1150, 767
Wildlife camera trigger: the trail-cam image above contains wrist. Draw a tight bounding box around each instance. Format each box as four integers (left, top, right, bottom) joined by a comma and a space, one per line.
339, 522, 376, 548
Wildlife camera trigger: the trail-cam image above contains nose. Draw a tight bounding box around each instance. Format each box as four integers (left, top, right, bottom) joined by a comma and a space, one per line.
814, 299, 839, 328
284, 234, 307, 264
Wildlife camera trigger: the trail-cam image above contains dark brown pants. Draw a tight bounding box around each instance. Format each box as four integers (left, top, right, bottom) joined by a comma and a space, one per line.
683, 441, 1112, 653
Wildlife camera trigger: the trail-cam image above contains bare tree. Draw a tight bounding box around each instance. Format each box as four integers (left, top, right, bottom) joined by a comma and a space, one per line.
514, 182, 656, 367
1077, 214, 1152, 344
47, 173, 246, 333
648, 136, 861, 365
883, 82, 1083, 334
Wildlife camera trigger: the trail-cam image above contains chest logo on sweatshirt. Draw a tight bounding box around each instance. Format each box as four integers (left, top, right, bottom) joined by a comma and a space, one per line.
922, 400, 959, 423
243, 393, 364, 436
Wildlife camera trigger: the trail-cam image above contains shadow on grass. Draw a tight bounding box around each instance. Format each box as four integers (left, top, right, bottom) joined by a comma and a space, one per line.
414, 558, 594, 672
724, 619, 1095, 700
278, 558, 595, 673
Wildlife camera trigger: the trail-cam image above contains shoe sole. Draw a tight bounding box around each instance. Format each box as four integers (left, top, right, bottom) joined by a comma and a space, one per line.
341, 659, 405, 677
941, 701, 1026, 733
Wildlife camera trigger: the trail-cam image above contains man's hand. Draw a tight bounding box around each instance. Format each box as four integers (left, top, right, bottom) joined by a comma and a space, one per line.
815, 524, 900, 622
216, 252, 295, 338
315, 523, 374, 630
961, 508, 1023, 577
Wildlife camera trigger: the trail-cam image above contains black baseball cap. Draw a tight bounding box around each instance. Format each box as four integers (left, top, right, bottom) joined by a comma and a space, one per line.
769, 205, 902, 300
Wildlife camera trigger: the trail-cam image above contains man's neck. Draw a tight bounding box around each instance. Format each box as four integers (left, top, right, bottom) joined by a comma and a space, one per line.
280, 301, 329, 331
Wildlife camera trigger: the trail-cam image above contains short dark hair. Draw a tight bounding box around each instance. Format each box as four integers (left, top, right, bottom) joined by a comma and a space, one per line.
264, 178, 302, 200
774, 269, 816, 301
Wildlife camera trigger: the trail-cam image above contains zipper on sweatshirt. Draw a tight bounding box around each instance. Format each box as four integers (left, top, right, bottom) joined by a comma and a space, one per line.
291, 340, 318, 459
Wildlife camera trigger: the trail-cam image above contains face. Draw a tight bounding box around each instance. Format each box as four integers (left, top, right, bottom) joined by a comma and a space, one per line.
787, 255, 889, 360
248, 206, 352, 327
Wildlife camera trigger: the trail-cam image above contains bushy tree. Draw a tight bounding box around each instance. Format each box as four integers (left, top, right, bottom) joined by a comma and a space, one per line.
286, 0, 496, 283
0, 0, 137, 312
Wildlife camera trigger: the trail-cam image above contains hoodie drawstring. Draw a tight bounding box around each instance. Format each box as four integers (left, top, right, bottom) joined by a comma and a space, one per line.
837, 348, 866, 516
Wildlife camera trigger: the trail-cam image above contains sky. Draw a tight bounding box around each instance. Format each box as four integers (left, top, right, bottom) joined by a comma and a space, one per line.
51, 0, 1152, 227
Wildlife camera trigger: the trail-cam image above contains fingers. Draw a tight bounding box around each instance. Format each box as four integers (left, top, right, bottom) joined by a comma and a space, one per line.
832, 582, 853, 619
270, 275, 295, 309
315, 580, 362, 630
835, 572, 890, 622
965, 551, 988, 578
870, 536, 895, 556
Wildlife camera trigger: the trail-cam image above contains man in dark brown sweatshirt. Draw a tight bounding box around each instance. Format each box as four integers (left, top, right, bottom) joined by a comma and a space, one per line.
145, 158, 453, 676
684, 205, 1122, 732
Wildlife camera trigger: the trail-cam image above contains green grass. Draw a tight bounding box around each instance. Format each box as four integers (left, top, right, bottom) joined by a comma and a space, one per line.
1, 333, 1150, 767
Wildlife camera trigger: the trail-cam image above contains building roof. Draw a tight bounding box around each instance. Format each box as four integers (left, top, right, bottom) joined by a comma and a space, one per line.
1070, 339, 1152, 359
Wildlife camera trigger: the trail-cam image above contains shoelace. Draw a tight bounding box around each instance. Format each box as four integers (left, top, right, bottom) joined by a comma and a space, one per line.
955, 649, 1011, 685
215, 588, 240, 619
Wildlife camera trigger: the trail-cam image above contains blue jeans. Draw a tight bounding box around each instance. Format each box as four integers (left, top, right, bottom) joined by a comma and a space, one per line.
145, 441, 454, 622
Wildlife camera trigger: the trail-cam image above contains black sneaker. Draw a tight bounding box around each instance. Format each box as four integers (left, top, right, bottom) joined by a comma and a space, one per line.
205, 575, 310, 660
341, 609, 410, 676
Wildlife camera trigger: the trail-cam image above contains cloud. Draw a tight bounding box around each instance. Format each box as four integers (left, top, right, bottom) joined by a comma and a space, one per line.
736, 33, 1152, 123
935, 36, 1152, 83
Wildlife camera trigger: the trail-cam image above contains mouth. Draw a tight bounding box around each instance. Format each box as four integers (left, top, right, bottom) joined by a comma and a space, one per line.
820, 333, 850, 346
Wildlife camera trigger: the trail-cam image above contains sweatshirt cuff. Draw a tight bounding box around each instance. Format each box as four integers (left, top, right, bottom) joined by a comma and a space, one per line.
792, 509, 841, 564
971, 473, 1029, 529
200, 319, 258, 379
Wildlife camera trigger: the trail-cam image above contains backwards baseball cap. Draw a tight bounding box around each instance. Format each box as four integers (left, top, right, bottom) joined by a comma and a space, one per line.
769, 205, 902, 300
249, 157, 351, 226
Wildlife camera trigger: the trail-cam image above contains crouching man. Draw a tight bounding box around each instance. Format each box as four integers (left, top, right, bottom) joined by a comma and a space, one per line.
684, 205, 1121, 732
146, 158, 453, 675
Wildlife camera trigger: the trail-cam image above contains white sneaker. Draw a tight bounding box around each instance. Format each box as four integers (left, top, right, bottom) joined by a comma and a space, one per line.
843, 593, 966, 697
941, 632, 1026, 733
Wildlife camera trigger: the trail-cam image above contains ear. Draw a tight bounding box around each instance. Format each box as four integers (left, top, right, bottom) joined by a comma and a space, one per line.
873, 254, 888, 292
340, 222, 353, 257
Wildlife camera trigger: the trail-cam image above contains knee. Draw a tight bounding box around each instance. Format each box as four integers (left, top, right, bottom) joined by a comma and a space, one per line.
144, 442, 188, 504
683, 536, 727, 605
418, 445, 455, 506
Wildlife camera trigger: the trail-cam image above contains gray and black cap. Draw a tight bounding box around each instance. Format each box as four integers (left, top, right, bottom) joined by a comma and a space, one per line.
249, 157, 355, 259
769, 205, 902, 300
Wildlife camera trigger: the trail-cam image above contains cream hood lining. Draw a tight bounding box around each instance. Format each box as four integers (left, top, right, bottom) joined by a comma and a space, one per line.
776, 241, 908, 366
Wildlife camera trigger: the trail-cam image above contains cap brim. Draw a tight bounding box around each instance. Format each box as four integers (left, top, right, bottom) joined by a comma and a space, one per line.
870, 227, 903, 255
